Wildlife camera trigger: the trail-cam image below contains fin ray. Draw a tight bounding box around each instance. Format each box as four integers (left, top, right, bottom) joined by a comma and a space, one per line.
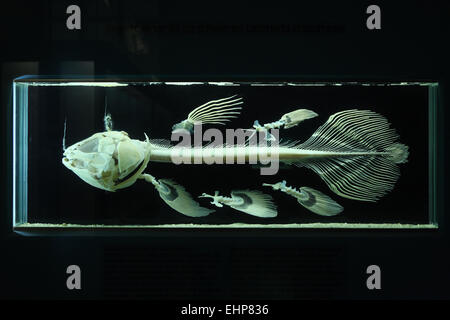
230, 190, 278, 218
188, 96, 243, 124
281, 109, 318, 129
158, 179, 215, 217
298, 187, 343, 216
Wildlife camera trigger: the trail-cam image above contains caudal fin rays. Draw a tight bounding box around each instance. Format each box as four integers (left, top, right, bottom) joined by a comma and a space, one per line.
291, 110, 409, 202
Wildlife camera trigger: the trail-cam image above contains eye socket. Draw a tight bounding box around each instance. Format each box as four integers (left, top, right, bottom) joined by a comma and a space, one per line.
78, 138, 99, 153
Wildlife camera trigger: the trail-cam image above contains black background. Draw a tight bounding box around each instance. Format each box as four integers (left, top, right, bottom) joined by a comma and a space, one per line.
1, 0, 449, 300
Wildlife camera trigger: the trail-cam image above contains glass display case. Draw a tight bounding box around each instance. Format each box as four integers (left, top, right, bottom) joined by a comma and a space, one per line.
12, 76, 438, 230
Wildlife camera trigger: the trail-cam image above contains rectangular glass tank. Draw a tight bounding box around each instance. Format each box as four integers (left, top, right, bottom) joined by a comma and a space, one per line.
13, 77, 438, 230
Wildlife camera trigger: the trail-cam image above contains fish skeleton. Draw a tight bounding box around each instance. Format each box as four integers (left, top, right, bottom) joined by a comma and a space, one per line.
62, 97, 409, 217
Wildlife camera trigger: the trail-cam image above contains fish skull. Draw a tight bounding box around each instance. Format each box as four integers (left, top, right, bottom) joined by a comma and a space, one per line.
62, 130, 151, 191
